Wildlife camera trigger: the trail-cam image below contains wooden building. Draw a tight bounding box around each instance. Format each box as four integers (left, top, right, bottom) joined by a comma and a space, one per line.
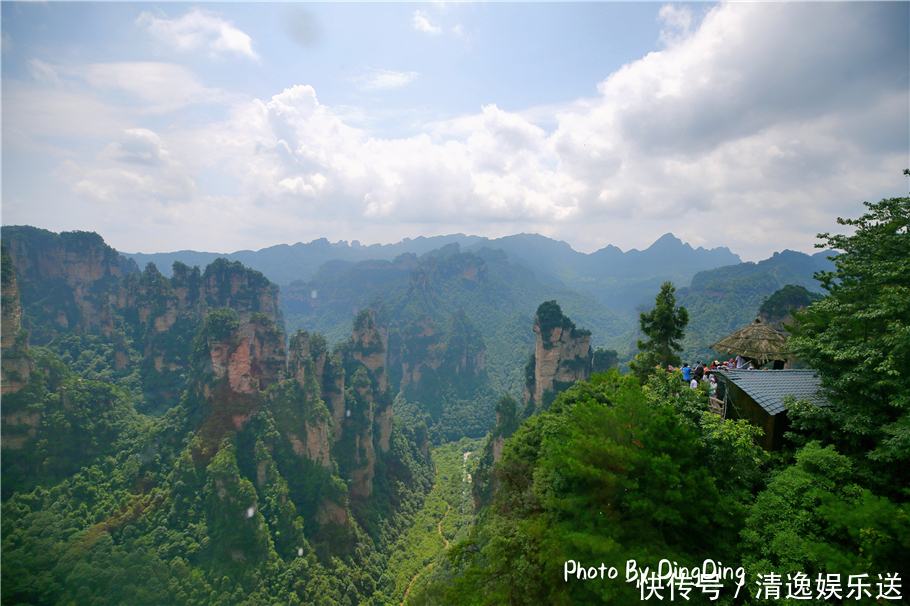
715, 369, 827, 451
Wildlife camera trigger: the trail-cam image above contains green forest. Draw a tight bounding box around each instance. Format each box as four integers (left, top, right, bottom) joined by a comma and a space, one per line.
1, 187, 908, 605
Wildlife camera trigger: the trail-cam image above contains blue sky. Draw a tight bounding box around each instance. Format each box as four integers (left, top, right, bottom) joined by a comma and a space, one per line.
2, 2, 908, 261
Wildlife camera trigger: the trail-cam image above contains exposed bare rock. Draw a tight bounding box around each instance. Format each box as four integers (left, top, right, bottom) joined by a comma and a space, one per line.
298, 332, 346, 440
2, 228, 121, 341
1, 411, 40, 450
352, 308, 386, 376
524, 301, 592, 411
305, 421, 333, 468
349, 432, 375, 498
316, 501, 347, 526
1, 245, 32, 395
377, 403, 393, 452
249, 316, 285, 390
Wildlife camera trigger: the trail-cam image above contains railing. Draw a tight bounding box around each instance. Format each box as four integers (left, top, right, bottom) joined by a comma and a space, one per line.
708, 396, 725, 417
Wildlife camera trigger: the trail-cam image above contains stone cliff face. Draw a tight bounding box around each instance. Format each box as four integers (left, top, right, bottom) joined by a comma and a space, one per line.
341, 309, 394, 497
524, 301, 592, 413
188, 313, 266, 458
2, 227, 122, 343
398, 309, 486, 392
116, 259, 282, 412
285, 331, 333, 470
1, 228, 284, 415
1, 245, 32, 395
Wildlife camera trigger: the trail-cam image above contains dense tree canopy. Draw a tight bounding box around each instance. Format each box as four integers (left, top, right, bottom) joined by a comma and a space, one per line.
787, 190, 910, 494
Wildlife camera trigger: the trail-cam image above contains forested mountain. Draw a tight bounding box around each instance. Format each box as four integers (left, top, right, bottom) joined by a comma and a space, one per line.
121, 231, 740, 317
5, 205, 901, 606
281, 244, 630, 425
117, 227, 833, 367
670, 250, 833, 364
409, 192, 910, 606
1, 227, 437, 605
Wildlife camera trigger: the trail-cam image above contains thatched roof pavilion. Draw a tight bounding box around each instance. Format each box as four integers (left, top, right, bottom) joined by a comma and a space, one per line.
710, 318, 788, 366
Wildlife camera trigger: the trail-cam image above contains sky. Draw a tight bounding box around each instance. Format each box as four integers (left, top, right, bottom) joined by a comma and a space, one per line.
2, 2, 908, 262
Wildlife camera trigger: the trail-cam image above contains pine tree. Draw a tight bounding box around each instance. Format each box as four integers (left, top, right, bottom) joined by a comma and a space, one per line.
629, 281, 688, 383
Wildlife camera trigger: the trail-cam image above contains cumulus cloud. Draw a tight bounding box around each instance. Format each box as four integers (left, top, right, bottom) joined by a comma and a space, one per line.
138, 8, 259, 60
59, 126, 195, 207
353, 69, 419, 92
11, 3, 905, 260
412, 11, 441, 35
111, 129, 169, 166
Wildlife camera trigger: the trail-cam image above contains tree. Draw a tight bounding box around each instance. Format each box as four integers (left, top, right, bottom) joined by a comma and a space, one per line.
441, 372, 743, 605
786, 186, 910, 495
629, 281, 688, 383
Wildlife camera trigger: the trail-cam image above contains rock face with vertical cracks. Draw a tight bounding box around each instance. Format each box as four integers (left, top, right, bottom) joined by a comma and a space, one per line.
339, 308, 394, 497
1, 244, 32, 396
524, 301, 592, 414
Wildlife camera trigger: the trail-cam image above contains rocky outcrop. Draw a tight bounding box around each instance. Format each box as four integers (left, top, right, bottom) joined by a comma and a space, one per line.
352, 308, 387, 388
524, 301, 592, 413
334, 309, 395, 498
399, 315, 441, 388
399, 309, 486, 391
248, 315, 285, 390
301, 332, 346, 440
1, 228, 284, 415
284, 330, 333, 469
316, 500, 348, 526
472, 395, 520, 510
2, 227, 121, 343
1, 245, 32, 395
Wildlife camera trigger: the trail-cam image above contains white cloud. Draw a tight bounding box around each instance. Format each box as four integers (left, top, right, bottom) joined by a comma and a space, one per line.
111, 129, 169, 166
353, 69, 419, 92
58, 127, 196, 207
658, 4, 693, 47
412, 11, 442, 35
27, 58, 61, 86
8, 3, 904, 261
138, 8, 259, 60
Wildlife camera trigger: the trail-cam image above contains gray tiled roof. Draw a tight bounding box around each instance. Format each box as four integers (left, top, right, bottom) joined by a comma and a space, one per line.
715, 369, 827, 415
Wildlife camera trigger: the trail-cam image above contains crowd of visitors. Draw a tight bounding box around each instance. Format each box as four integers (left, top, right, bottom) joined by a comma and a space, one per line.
669, 357, 751, 395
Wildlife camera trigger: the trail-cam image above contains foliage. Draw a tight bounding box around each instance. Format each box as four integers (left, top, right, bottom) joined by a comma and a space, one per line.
758, 284, 822, 323
435, 371, 745, 605
592, 347, 619, 373
740, 442, 910, 602
629, 281, 688, 383
786, 191, 910, 495
534, 300, 589, 348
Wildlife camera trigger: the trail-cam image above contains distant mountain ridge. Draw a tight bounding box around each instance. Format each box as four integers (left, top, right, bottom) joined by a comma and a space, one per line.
120, 232, 740, 300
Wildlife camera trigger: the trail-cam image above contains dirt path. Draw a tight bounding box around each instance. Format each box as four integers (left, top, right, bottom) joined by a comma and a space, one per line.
438, 505, 451, 549
401, 504, 450, 605
401, 562, 434, 606
401, 454, 474, 605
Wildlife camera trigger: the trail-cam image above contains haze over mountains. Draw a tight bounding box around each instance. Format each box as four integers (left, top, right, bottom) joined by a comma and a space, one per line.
0, 223, 845, 605
118, 229, 834, 374
124, 232, 740, 285
124, 232, 744, 313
